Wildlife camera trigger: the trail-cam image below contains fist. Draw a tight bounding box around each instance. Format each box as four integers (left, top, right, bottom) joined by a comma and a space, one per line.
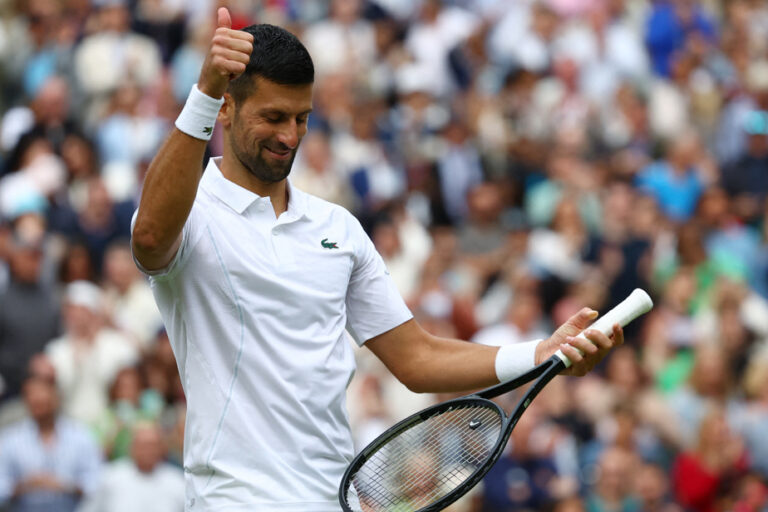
198, 7, 254, 98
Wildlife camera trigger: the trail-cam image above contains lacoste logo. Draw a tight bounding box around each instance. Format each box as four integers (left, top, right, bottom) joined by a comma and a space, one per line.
321, 238, 338, 249
202, 126, 213, 135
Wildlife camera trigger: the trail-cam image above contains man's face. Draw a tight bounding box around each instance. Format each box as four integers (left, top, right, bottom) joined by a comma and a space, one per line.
228, 78, 313, 184
23, 378, 58, 423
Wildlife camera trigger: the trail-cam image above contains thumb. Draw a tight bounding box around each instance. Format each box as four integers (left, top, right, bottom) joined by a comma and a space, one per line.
217, 7, 232, 29
567, 307, 599, 331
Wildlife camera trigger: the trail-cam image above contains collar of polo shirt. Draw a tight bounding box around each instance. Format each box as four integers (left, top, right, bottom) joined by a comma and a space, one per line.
201, 157, 312, 221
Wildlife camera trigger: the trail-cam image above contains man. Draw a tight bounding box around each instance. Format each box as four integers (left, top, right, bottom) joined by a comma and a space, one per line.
79, 422, 185, 512
0, 221, 60, 401
131, 8, 622, 511
45, 280, 138, 425
0, 373, 102, 512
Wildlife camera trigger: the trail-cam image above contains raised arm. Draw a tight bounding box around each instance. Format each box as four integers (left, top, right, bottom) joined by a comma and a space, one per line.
131, 8, 253, 270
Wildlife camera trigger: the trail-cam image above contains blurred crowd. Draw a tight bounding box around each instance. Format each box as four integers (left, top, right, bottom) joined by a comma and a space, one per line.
0, 0, 768, 510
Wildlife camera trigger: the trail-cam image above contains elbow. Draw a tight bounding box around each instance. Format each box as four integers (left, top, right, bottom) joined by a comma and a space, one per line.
402, 377, 431, 394
396, 351, 434, 394
131, 224, 160, 254
131, 221, 169, 258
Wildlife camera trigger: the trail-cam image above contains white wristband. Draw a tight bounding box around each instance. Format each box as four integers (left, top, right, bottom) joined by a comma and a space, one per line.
175, 84, 225, 140
495, 339, 541, 383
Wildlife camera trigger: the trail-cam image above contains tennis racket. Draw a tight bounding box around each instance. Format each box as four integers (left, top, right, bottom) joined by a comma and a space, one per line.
339, 288, 653, 512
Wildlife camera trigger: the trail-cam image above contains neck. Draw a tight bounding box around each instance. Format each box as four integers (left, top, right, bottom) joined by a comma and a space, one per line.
36, 416, 56, 436
218, 153, 289, 216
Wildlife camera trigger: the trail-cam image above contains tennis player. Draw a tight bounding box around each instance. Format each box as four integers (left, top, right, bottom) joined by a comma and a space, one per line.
131, 8, 623, 511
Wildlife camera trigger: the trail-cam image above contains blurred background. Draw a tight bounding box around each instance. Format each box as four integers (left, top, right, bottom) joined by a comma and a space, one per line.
0, 0, 767, 510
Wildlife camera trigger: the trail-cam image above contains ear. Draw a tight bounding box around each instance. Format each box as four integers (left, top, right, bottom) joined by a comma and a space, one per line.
218, 93, 235, 128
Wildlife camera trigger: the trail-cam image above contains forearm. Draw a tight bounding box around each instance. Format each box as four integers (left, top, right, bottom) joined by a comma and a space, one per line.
405, 336, 501, 394
366, 322, 503, 394
132, 130, 207, 268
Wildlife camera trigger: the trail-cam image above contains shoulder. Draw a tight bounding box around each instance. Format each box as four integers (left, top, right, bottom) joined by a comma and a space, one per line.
0, 419, 32, 446
57, 417, 97, 441
104, 459, 134, 476
295, 185, 367, 235
45, 336, 71, 358
155, 462, 185, 481
297, 186, 355, 219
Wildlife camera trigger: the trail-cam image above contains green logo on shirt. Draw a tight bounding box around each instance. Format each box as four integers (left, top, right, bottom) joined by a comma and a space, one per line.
321, 238, 338, 249
203, 126, 213, 135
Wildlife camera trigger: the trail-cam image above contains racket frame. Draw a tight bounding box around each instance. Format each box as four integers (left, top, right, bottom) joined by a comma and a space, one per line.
339, 354, 566, 512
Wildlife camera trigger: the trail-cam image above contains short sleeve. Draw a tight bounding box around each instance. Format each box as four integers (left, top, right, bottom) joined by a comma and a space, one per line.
130, 205, 205, 280
345, 217, 412, 346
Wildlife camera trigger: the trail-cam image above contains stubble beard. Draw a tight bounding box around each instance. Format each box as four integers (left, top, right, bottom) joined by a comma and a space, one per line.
232, 139, 297, 184
230, 121, 298, 184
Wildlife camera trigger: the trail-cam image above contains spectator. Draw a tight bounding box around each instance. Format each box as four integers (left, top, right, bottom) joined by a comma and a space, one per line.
735, 355, 768, 479
67, 176, 134, 274
92, 365, 163, 460
101, 240, 163, 348
73, 0, 161, 123
645, 0, 717, 78
584, 446, 640, 512
290, 131, 353, 210
665, 344, 741, 445
480, 409, 564, 512
78, 421, 184, 512
45, 280, 138, 424
472, 290, 549, 347
0, 373, 102, 512
672, 407, 748, 512
436, 119, 484, 225
634, 462, 683, 512
722, 109, 768, 222
0, 222, 60, 400
302, 0, 376, 78
636, 130, 714, 223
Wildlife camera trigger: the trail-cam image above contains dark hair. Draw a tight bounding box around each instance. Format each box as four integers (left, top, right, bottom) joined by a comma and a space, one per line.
228, 24, 314, 104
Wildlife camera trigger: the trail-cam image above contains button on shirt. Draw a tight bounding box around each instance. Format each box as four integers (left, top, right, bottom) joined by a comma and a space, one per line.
132, 158, 412, 511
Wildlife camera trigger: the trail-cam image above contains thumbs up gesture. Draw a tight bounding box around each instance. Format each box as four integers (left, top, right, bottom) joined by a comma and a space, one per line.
198, 8, 254, 99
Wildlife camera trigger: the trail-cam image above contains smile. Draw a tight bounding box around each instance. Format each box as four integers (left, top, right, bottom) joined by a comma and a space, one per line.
264, 147, 292, 160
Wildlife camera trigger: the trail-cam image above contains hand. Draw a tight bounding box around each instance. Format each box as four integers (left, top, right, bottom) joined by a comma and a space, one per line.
17, 474, 67, 495
198, 7, 254, 99
535, 307, 624, 376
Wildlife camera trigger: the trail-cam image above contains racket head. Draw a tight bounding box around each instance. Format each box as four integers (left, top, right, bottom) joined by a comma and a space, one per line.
339, 397, 507, 512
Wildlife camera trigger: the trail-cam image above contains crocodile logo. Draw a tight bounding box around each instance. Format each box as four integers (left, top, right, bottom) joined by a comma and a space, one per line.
202, 126, 213, 135
321, 238, 338, 249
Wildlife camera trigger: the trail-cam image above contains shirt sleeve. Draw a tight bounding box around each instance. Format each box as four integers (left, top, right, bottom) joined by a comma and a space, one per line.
0, 432, 16, 504
345, 216, 412, 346
130, 204, 205, 280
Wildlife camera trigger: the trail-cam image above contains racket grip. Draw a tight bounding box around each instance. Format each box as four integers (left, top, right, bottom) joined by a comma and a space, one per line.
554, 288, 653, 368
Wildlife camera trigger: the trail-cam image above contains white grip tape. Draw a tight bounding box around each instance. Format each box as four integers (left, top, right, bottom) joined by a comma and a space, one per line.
554, 288, 653, 368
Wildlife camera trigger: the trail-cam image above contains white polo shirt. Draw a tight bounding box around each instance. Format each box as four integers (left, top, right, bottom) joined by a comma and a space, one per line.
132, 158, 412, 511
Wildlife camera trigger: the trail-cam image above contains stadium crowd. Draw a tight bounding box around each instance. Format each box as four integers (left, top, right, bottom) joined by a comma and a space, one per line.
0, 0, 768, 510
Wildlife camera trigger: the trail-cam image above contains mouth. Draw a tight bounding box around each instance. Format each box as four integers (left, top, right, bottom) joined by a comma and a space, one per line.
263, 146, 293, 160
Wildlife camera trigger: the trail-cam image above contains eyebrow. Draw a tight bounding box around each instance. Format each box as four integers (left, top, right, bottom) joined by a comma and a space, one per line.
259, 108, 313, 117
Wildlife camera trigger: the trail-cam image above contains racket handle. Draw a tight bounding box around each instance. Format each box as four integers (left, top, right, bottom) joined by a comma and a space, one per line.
554, 288, 653, 368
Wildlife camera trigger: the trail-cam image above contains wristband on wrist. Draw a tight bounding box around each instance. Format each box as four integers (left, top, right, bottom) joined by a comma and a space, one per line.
175, 84, 225, 141
494, 339, 541, 383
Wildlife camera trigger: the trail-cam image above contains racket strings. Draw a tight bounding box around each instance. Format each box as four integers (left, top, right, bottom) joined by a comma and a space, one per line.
347, 404, 502, 511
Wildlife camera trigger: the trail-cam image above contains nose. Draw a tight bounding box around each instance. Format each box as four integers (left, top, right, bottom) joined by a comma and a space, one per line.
275, 120, 299, 150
